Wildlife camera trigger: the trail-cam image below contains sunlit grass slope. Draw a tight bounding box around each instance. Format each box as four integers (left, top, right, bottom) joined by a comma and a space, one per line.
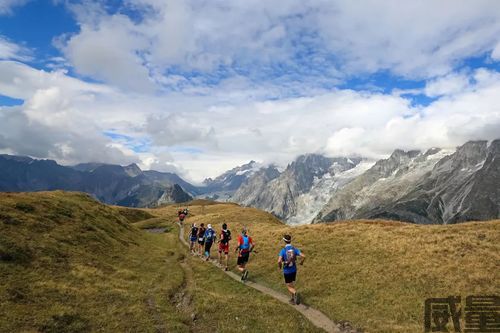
0, 192, 321, 333
0, 191, 188, 332
154, 201, 500, 333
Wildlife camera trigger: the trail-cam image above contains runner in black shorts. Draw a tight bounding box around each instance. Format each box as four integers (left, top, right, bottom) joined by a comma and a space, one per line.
278, 234, 305, 305
197, 223, 206, 256
284, 271, 297, 284
235, 227, 254, 281
237, 251, 250, 266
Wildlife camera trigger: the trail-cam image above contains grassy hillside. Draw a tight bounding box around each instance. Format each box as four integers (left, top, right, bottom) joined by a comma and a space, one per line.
0, 191, 189, 332
0, 192, 320, 333
154, 202, 500, 333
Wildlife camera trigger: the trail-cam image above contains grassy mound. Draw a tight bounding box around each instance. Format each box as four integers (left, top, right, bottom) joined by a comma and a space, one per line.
113, 206, 154, 223
157, 202, 500, 333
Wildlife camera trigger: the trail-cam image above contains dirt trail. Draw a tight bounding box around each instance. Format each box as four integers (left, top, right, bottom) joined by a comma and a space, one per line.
177, 223, 342, 333
146, 292, 168, 333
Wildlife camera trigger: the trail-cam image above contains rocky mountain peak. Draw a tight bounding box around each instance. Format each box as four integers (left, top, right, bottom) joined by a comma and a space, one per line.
455, 140, 488, 163
487, 139, 500, 155
0, 154, 33, 163
434, 140, 488, 173
286, 154, 335, 192
370, 149, 421, 177
124, 163, 142, 177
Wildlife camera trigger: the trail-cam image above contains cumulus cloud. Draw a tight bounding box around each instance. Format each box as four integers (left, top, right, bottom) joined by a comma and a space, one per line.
146, 113, 218, 147
316, 0, 500, 77
61, 15, 154, 92
56, 0, 500, 94
0, 61, 137, 165
1, 1, 500, 182
2, 57, 500, 182
323, 69, 500, 158
424, 72, 471, 97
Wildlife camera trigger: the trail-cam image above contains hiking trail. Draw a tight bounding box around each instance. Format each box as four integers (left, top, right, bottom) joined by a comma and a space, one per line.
176, 222, 343, 333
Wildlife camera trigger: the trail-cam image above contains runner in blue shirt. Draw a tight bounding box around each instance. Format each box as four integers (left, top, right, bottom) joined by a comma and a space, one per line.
278, 234, 305, 305
203, 224, 216, 261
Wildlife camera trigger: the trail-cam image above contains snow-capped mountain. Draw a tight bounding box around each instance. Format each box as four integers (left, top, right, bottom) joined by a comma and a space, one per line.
287, 160, 374, 225
197, 160, 261, 200
231, 154, 362, 223
221, 139, 499, 225
314, 140, 500, 224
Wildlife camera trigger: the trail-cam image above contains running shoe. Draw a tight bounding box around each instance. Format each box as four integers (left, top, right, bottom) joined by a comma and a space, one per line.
294, 292, 301, 305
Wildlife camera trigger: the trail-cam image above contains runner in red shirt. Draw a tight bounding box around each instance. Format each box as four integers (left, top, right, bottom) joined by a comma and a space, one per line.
235, 227, 254, 281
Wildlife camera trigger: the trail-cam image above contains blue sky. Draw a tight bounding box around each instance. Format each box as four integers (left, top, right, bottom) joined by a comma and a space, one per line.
1, 0, 500, 181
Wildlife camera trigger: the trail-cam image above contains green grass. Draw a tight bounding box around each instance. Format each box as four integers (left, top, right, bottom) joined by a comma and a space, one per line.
0, 191, 186, 332
132, 217, 173, 231
113, 206, 154, 223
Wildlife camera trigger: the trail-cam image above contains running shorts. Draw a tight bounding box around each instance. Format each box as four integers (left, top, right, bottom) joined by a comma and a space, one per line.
284, 271, 297, 284
218, 243, 229, 254
237, 251, 250, 265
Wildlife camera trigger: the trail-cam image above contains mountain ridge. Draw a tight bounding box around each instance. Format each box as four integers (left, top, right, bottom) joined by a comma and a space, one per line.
0, 155, 192, 207
1, 138, 498, 223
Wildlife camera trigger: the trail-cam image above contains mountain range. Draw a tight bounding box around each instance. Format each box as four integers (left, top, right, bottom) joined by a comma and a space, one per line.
0, 139, 498, 224
224, 139, 500, 225
0, 155, 192, 207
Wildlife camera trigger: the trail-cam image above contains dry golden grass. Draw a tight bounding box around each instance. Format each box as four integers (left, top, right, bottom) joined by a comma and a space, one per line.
151, 202, 500, 333
1, 192, 323, 333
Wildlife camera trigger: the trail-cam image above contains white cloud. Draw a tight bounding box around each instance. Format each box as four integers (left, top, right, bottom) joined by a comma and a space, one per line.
424, 73, 471, 97
56, 0, 500, 93
1, 58, 500, 182
2, 1, 500, 182
316, 0, 500, 77
492, 42, 500, 60
0, 0, 28, 15
62, 15, 154, 92
0, 36, 31, 61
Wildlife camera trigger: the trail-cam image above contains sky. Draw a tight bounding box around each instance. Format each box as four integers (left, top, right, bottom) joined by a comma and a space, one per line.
1, 0, 500, 183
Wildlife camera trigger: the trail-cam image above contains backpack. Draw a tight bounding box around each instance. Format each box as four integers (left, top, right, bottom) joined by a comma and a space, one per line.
190, 227, 198, 238
240, 235, 250, 251
198, 228, 205, 241
205, 229, 215, 242
221, 230, 231, 244
283, 246, 296, 267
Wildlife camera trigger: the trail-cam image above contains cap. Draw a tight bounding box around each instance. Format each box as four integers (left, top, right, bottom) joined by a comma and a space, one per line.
283, 234, 292, 243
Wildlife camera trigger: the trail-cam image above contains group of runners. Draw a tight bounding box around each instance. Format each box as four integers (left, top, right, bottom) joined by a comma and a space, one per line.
186, 220, 305, 305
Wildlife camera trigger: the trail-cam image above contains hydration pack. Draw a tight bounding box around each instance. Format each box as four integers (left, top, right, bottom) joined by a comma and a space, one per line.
221, 230, 231, 244
240, 235, 250, 251
205, 229, 215, 242
283, 246, 296, 267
